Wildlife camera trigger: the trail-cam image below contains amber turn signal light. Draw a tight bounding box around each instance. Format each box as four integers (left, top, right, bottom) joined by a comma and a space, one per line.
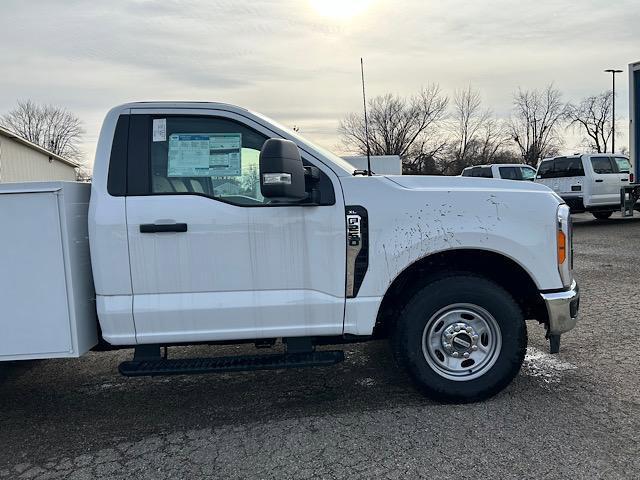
557, 231, 567, 264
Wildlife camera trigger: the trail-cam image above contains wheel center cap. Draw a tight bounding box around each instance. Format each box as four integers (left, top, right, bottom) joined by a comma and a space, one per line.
452, 333, 472, 350
442, 322, 479, 356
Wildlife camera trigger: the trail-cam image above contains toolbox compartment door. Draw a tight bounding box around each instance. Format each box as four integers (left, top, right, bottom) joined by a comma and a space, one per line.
0, 182, 97, 361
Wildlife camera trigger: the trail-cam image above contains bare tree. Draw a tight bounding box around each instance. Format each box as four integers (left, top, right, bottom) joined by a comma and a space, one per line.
566, 91, 613, 153
0, 100, 85, 162
509, 84, 566, 166
450, 87, 490, 163
444, 86, 510, 174
473, 118, 511, 163
339, 85, 449, 172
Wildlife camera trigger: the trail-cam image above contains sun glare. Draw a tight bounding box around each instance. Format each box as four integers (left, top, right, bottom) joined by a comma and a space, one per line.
309, 0, 375, 20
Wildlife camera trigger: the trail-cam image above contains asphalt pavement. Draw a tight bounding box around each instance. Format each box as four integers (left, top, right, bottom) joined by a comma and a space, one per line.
1, 212, 639, 479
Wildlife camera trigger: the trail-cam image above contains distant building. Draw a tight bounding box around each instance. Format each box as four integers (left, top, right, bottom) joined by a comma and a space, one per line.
0, 126, 78, 182
341, 155, 402, 175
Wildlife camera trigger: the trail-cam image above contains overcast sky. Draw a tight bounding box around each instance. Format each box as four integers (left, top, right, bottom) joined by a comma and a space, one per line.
1, 0, 638, 164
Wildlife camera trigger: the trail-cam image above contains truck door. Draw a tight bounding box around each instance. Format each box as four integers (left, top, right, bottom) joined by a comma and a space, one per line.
613, 156, 631, 187
123, 110, 346, 344
589, 156, 619, 206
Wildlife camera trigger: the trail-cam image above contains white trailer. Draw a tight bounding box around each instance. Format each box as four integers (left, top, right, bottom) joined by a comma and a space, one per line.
341, 155, 402, 175
622, 61, 640, 215
630, 61, 639, 182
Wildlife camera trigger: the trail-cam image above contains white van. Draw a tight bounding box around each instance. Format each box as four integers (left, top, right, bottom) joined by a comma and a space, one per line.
535, 154, 632, 219
461, 164, 537, 181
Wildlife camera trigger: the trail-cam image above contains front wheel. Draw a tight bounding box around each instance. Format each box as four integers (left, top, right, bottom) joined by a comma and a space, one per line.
592, 211, 613, 220
392, 274, 527, 403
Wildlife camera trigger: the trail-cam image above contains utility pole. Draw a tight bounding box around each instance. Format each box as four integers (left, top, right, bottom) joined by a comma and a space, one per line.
605, 68, 623, 153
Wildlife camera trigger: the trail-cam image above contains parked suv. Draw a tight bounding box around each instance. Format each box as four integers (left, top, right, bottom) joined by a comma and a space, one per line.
535, 154, 631, 219
461, 164, 537, 181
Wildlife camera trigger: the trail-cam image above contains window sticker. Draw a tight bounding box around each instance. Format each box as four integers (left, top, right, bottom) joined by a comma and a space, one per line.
152, 119, 166, 142
167, 133, 242, 177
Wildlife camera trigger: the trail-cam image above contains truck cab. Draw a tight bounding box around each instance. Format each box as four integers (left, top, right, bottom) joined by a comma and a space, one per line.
91, 104, 355, 346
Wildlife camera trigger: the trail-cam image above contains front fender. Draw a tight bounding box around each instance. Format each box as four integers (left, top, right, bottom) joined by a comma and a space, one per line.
340, 176, 563, 314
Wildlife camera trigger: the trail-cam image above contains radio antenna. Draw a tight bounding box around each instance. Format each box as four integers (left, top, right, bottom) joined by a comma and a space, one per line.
360, 57, 372, 176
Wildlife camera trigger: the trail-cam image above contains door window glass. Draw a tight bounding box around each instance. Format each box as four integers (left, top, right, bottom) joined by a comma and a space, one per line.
472, 167, 493, 178
614, 157, 631, 173
537, 160, 555, 178
520, 166, 536, 180
499, 167, 519, 180
590, 157, 615, 174
554, 157, 585, 177
150, 116, 268, 205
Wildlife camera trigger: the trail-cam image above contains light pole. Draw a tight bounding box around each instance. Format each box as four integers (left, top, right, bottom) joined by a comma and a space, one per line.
605, 68, 623, 153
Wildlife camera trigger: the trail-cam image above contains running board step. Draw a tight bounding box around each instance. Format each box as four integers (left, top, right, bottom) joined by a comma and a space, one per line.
119, 350, 344, 377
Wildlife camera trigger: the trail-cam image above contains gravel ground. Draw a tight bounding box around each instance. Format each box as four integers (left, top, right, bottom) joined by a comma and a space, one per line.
1, 212, 639, 479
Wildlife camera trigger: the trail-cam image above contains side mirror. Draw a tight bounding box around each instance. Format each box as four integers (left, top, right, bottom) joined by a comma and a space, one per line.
259, 139, 306, 201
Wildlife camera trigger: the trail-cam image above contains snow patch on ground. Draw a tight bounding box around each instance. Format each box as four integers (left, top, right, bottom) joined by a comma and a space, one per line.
521, 346, 577, 383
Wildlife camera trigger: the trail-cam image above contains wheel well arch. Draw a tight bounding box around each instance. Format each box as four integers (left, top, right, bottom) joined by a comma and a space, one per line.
372, 248, 548, 338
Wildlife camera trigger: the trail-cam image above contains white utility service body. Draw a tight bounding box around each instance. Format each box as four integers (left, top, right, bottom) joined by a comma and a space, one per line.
0, 102, 580, 402
0, 182, 96, 360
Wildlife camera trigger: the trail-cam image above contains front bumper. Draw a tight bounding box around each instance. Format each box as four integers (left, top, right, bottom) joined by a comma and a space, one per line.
540, 280, 580, 335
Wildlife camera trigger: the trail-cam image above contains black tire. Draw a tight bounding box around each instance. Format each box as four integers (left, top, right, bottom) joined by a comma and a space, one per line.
391, 274, 527, 403
592, 211, 613, 220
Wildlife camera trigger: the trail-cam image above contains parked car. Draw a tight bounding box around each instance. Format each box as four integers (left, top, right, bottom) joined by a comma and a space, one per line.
461, 164, 537, 181
535, 154, 632, 219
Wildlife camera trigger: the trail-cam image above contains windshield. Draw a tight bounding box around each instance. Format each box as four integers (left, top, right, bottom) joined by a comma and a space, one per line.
520, 166, 536, 180
251, 111, 355, 175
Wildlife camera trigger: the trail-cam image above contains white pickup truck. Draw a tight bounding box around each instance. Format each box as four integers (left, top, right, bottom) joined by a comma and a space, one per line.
0, 102, 579, 402
535, 154, 634, 219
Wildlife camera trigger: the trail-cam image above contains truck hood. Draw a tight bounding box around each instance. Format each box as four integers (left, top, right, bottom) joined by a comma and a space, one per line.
384, 175, 554, 194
